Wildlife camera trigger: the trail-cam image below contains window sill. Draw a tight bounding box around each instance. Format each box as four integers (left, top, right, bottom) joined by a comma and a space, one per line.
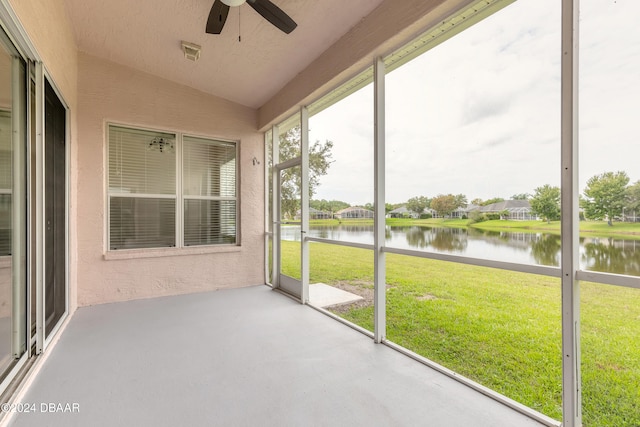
103, 244, 242, 261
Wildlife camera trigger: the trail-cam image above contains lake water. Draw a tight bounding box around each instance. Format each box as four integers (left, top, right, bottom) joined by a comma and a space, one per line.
280, 224, 640, 277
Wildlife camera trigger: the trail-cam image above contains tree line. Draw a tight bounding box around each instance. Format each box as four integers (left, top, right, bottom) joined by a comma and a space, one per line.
310, 171, 640, 226
523, 171, 640, 225
276, 129, 638, 224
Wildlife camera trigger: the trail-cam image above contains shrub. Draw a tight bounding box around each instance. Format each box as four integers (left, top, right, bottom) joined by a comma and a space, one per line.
468, 211, 487, 224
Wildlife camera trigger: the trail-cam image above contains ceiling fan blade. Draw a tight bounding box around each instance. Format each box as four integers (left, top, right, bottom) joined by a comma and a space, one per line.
247, 0, 297, 34
206, 0, 231, 34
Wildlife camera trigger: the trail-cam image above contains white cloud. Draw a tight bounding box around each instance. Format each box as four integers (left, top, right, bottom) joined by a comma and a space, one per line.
579, 0, 640, 187
304, 0, 640, 205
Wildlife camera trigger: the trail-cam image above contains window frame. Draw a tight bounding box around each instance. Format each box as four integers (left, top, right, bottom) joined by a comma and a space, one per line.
106, 123, 239, 253
181, 134, 239, 247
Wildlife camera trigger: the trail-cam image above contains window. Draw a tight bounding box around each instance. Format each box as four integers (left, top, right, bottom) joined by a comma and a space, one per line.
182, 135, 237, 246
108, 124, 237, 250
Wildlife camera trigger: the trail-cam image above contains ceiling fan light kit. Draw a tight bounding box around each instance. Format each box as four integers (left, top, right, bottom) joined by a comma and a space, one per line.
221, 0, 246, 6
206, 0, 297, 35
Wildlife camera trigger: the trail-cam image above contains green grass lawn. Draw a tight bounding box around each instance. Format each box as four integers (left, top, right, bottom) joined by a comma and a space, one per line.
281, 240, 640, 426
309, 218, 376, 226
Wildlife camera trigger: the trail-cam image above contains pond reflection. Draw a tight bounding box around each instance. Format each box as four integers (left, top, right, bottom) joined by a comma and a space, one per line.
581, 237, 640, 277
279, 224, 640, 276
404, 226, 467, 252
311, 224, 376, 242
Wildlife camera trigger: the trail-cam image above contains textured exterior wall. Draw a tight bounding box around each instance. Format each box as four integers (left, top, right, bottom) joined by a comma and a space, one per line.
77, 53, 264, 306
9, 0, 78, 105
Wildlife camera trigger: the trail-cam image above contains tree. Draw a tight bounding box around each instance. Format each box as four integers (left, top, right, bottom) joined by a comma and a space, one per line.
278, 126, 334, 219
470, 198, 484, 206
327, 200, 349, 216
310, 199, 349, 216
309, 199, 327, 211
583, 171, 629, 225
625, 180, 640, 216
454, 194, 468, 208
431, 194, 458, 218
530, 185, 560, 223
481, 197, 505, 206
406, 196, 430, 217
511, 193, 530, 201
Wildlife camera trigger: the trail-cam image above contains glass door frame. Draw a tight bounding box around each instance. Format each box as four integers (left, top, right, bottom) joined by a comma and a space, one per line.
270, 107, 309, 303
0, 21, 32, 391
274, 158, 301, 298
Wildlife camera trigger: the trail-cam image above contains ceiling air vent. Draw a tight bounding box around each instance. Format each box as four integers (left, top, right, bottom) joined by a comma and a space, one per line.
181, 41, 201, 61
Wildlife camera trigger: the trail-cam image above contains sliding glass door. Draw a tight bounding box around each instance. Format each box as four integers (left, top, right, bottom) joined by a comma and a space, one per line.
0, 27, 27, 378
44, 79, 66, 337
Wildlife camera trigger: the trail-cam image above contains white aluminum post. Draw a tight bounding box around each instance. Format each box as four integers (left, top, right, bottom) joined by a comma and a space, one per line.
561, 0, 581, 425
271, 125, 280, 289
300, 107, 310, 304
34, 61, 44, 354
264, 132, 269, 284
374, 57, 386, 343
26, 62, 34, 354
11, 56, 26, 357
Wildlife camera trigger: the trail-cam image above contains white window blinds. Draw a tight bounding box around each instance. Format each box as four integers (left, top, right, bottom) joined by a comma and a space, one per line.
108, 126, 176, 195
108, 126, 177, 250
107, 125, 237, 250
183, 136, 237, 246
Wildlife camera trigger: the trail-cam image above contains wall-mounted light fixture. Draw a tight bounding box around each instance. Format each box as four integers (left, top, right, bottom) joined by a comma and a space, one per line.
148, 137, 174, 153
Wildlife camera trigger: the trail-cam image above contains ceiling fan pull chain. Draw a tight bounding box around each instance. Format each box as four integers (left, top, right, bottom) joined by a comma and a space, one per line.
238, 6, 241, 42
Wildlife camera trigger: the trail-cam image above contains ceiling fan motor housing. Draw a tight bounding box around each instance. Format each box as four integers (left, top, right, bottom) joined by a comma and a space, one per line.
207, 0, 297, 35
221, 0, 245, 6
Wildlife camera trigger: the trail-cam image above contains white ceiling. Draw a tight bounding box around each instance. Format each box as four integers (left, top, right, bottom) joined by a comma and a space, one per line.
63, 0, 385, 109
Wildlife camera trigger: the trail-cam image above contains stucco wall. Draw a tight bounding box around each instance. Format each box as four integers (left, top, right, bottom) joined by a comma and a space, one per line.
8, 0, 78, 105
77, 53, 264, 306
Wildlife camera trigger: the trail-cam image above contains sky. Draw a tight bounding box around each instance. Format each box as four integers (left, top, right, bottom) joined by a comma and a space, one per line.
305, 0, 640, 206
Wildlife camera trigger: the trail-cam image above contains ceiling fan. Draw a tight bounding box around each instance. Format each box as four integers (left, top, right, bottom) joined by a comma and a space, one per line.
206, 0, 297, 35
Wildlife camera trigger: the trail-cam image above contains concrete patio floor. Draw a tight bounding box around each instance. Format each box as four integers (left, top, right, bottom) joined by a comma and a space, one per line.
7, 285, 547, 426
